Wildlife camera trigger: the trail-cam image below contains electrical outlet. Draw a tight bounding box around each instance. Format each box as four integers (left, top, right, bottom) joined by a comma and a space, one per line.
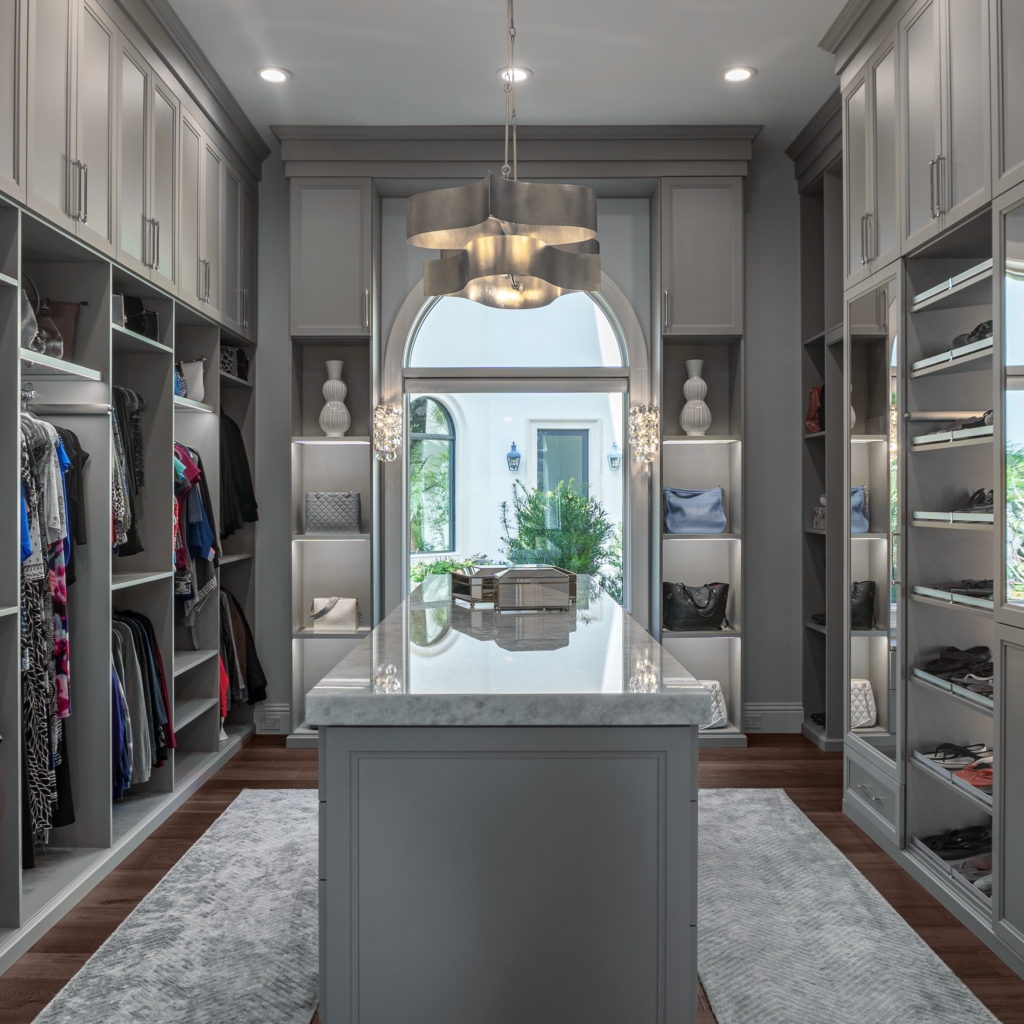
742, 714, 762, 731
261, 716, 281, 732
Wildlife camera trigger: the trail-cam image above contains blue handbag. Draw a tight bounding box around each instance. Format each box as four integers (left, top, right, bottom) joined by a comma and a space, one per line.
851, 486, 869, 533
663, 486, 727, 534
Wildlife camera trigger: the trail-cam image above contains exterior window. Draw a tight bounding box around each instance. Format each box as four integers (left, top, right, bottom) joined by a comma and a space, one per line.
537, 428, 589, 494
409, 397, 455, 553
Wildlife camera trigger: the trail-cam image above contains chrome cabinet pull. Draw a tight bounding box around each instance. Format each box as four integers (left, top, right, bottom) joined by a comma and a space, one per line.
364, 287, 369, 328
80, 163, 88, 224
153, 219, 160, 271
928, 158, 936, 220
857, 784, 882, 803
240, 288, 248, 328
199, 258, 210, 302
663, 289, 669, 329
860, 213, 867, 265
865, 212, 873, 262
934, 154, 944, 216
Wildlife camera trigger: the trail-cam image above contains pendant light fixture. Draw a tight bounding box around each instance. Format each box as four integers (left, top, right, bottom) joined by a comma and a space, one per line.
406, 0, 600, 310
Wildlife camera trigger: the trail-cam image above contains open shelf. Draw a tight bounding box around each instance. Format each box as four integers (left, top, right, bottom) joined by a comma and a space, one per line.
292, 436, 370, 445
111, 570, 174, 591
907, 841, 992, 911
662, 435, 740, 445
174, 696, 220, 730
911, 669, 993, 715
912, 435, 993, 453
911, 754, 993, 813
219, 553, 253, 564
662, 628, 741, 639
112, 323, 172, 355
292, 627, 372, 640
0, 270, 17, 288
851, 434, 887, 443
220, 370, 253, 389
173, 648, 219, 676
911, 342, 992, 378
662, 533, 740, 541
910, 589, 994, 615
852, 532, 888, 540
909, 259, 993, 312
805, 619, 826, 635
20, 348, 103, 380
912, 519, 992, 532
803, 431, 825, 440
292, 533, 371, 542
698, 720, 746, 747
0, 605, 17, 618
174, 395, 215, 414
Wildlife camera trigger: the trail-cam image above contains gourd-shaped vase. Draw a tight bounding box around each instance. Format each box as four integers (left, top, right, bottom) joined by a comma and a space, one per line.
680, 359, 712, 436
319, 360, 351, 437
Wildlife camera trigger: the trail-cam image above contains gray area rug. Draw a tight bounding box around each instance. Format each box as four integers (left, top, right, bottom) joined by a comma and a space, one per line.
698, 788, 998, 1024
33, 789, 319, 1024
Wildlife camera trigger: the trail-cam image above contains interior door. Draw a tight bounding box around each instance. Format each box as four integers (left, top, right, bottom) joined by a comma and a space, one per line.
900, 0, 943, 252
116, 39, 148, 275
74, 0, 115, 255
150, 76, 176, 290
179, 111, 202, 307
942, 0, 990, 227
202, 138, 221, 315
222, 159, 241, 330
0, 0, 25, 202
240, 181, 256, 336
25, 0, 75, 227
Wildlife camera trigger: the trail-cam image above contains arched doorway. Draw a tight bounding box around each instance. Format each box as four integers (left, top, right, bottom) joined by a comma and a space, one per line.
381, 273, 653, 627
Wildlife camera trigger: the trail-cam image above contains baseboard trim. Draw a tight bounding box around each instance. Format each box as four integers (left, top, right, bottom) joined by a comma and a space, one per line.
255, 703, 291, 735
742, 702, 804, 733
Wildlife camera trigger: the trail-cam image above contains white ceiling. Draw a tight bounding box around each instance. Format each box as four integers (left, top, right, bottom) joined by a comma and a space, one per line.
168, 0, 844, 150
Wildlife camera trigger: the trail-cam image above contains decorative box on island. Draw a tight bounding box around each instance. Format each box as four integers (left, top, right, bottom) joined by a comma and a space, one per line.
493, 565, 577, 611
450, 565, 501, 605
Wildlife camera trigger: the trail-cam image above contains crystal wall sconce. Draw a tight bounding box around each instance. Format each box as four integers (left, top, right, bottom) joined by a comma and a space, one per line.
373, 404, 402, 462
628, 405, 660, 463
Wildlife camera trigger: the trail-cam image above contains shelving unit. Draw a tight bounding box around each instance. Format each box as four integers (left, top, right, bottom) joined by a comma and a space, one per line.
0, 196, 258, 974
658, 337, 745, 747
288, 339, 374, 747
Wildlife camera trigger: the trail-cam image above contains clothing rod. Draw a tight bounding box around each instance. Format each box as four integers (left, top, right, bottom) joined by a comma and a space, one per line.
25, 403, 113, 415
903, 411, 986, 421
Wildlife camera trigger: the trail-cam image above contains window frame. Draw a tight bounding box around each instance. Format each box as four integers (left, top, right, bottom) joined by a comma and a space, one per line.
409, 397, 456, 554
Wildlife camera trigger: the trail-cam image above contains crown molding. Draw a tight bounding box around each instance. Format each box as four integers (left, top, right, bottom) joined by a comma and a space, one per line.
785, 90, 841, 162
272, 124, 763, 143
819, 0, 877, 53
121, 0, 270, 167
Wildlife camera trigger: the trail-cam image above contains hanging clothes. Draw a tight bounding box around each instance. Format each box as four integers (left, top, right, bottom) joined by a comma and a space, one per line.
219, 589, 268, 708
111, 387, 146, 555
220, 413, 258, 537
53, 426, 89, 585
174, 442, 219, 648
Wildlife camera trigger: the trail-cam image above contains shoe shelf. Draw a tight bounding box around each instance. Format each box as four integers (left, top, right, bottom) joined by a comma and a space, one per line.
911, 669, 993, 715
908, 839, 992, 910
911, 520, 992, 532
909, 259, 993, 313
911, 343, 992, 379
805, 619, 827, 635
911, 754, 993, 813
910, 589, 994, 615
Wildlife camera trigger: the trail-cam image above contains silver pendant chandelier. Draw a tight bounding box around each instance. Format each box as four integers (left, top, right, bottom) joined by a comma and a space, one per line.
406, 0, 600, 310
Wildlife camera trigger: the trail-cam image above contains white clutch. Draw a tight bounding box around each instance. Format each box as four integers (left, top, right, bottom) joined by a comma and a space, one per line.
310, 597, 360, 631
850, 677, 877, 729
698, 679, 728, 729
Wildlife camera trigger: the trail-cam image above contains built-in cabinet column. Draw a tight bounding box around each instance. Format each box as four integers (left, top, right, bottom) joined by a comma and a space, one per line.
0, 0, 25, 201
991, 0, 1024, 197
150, 75, 177, 292
116, 36, 149, 275
202, 137, 221, 316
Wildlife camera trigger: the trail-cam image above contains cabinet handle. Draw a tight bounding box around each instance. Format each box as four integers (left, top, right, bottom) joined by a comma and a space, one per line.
241, 288, 248, 328
152, 219, 160, 271
860, 213, 867, 265
663, 289, 669, 329
80, 163, 88, 224
857, 784, 882, 803
206, 260, 211, 302
934, 155, 944, 217
928, 158, 936, 220
865, 212, 873, 262
364, 288, 369, 329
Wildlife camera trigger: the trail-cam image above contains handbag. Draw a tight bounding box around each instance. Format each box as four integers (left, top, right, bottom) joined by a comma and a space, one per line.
663, 582, 730, 632
174, 365, 188, 397
663, 486, 726, 534
26, 274, 79, 360
221, 345, 239, 376
851, 580, 876, 630
698, 679, 728, 729
850, 678, 877, 729
113, 293, 159, 340
306, 491, 361, 533
851, 485, 869, 533
805, 385, 823, 433
179, 358, 205, 402
310, 597, 360, 632
22, 275, 63, 358
20, 289, 40, 350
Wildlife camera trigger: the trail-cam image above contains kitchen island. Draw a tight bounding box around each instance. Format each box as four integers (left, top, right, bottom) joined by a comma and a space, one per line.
307, 577, 712, 1024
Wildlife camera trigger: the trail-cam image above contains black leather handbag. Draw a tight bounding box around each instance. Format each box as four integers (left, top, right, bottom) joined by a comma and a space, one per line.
663, 582, 729, 631
851, 580, 876, 630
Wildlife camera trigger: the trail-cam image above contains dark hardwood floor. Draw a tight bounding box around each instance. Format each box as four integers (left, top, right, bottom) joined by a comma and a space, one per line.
0, 733, 1020, 1024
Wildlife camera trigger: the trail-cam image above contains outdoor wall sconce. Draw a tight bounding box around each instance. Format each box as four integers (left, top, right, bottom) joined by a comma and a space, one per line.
607, 442, 622, 471
506, 442, 522, 471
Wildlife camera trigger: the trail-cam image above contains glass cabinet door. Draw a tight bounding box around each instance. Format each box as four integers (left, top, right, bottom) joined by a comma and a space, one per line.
848, 280, 899, 765
1004, 202, 1024, 609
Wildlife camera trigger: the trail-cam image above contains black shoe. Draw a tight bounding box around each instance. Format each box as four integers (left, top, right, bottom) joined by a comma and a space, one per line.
951, 488, 994, 514
952, 320, 993, 349
921, 825, 992, 861
936, 580, 994, 598
810, 712, 826, 728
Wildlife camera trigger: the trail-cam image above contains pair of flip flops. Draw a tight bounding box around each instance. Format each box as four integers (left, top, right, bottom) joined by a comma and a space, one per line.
921, 742, 993, 769
921, 825, 992, 861
954, 762, 994, 791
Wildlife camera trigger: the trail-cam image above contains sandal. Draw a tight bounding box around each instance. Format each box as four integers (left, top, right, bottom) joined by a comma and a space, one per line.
922, 742, 993, 769
921, 825, 992, 861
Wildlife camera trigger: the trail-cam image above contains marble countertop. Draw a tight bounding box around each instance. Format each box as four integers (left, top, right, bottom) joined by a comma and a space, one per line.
306, 576, 713, 727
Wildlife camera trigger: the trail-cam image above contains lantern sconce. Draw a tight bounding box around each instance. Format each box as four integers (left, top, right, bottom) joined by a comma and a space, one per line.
607, 442, 622, 471
506, 442, 522, 472
373, 404, 402, 462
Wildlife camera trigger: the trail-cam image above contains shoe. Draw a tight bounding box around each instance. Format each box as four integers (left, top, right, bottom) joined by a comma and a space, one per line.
953, 761, 993, 791
923, 645, 993, 681
810, 711, 826, 728
951, 488, 994, 514
945, 410, 994, 431
921, 742, 993, 769
921, 825, 992, 860
811, 612, 826, 625
951, 320, 993, 349
936, 580, 994, 598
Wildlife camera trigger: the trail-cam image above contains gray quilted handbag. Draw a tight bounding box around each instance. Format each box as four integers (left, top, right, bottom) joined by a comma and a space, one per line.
305, 491, 361, 533
698, 679, 728, 729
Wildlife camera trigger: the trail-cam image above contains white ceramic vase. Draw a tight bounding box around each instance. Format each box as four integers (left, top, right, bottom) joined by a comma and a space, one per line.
680, 359, 712, 436
319, 360, 351, 437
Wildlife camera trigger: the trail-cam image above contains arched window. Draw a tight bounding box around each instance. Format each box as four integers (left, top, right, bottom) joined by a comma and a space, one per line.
409, 397, 455, 553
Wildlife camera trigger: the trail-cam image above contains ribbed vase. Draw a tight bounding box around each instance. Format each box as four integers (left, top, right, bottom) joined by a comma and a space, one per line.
319, 360, 351, 437
680, 359, 712, 436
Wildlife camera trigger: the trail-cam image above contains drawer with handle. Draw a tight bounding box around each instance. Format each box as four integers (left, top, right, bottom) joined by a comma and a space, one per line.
846, 755, 900, 837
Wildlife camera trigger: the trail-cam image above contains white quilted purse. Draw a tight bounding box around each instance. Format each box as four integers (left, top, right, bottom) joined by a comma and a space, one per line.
698, 679, 728, 730
850, 677, 877, 729
310, 597, 360, 632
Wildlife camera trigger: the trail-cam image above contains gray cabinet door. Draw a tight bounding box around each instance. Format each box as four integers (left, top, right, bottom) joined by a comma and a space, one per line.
25, 0, 75, 227
150, 76, 176, 291
202, 138, 221, 316
661, 177, 743, 336
74, 0, 116, 255
899, 0, 943, 251
290, 177, 372, 336
116, 39, 148, 275
942, 0, 990, 225
0, 0, 25, 202
871, 38, 900, 270
992, 0, 1024, 196
222, 159, 241, 330
845, 75, 870, 285
240, 181, 256, 338
179, 111, 203, 307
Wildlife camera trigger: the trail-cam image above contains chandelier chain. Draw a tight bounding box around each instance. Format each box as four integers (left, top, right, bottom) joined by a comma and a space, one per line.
502, 0, 518, 182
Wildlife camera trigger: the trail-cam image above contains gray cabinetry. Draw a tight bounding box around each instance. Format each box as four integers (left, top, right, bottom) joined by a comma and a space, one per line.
179, 111, 224, 317
0, 0, 25, 201
996, 624, 1024, 961
219, 159, 257, 340
661, 176, 743, 336
991, 0, 1024, 196
290, 177, 372, 336
150, 74, 177, 292
202, 137, 221, 316
844, 31, 899, 287
240, 180, 256, 338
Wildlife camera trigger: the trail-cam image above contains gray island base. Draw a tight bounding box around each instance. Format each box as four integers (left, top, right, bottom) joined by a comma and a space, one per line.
307, 580, 712, 1024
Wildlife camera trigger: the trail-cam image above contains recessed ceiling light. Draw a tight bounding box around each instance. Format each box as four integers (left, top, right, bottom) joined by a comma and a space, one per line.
722, 66, 756, 82
496, 66, 532, 83
256, 67, 291, 83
